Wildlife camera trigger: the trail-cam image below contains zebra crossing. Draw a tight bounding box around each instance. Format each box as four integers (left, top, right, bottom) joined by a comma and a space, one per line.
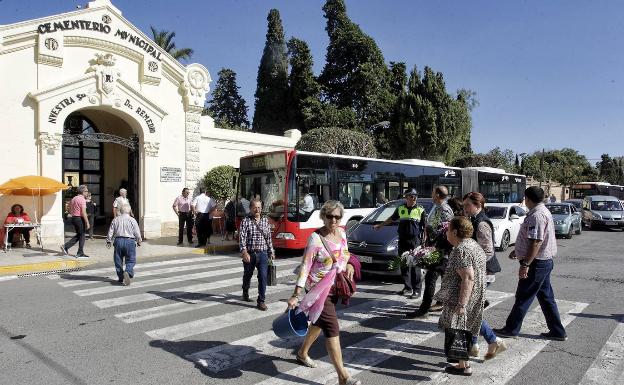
47, 254, 623, 385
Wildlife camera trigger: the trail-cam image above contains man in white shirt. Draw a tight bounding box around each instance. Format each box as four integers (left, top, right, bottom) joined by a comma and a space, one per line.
299, 187, 314, 220
192, 188, 216, 246
113, 188, 133, 218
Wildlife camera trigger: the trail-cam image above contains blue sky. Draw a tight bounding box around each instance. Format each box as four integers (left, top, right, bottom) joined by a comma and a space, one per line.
2, 0, 623, 162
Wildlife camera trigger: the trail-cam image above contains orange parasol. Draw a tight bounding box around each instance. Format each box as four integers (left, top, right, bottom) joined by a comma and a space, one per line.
0, 175, 68, 196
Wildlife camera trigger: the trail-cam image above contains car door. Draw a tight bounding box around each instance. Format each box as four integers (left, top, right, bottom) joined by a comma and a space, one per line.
508, 206, 524, 241
570, 206, 581, 229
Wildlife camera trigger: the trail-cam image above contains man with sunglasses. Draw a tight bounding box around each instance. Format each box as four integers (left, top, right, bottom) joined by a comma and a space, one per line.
374, 188, 426, 299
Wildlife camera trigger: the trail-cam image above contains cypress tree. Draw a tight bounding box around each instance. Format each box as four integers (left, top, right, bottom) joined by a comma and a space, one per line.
252, 9, 289, 135
206, 68, 250, 130
286, 37, 320, 133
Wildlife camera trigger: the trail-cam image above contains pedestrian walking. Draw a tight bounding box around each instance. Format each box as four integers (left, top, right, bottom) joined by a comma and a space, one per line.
239, 199, 274, 311
106, 203, 142, 286
494, 186, 567, 341
287, 200, 361, 385
192, 188, 216, 246
223, 195, 236, 241
436, 216, 490, 376
86, 192, 96, 240
407, 186, 453, 318
172, 187, 193, 245
462, 191, 506, 359
373, 188, 426, 299
113, 188, 133, 218
60, 185, 90, 259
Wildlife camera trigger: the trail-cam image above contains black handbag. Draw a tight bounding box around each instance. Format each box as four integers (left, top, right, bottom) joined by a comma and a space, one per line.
445, 328, 470, 361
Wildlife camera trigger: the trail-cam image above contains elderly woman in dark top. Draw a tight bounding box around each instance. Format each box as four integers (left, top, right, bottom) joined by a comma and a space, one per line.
463, 192, 506, 359
437, 216, 499, 376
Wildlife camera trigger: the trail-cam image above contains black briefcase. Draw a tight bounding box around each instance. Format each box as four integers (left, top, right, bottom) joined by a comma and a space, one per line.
267, 259, 277, 286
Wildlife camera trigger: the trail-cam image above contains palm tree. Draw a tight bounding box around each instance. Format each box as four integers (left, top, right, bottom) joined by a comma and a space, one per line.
150, 26, 194, 62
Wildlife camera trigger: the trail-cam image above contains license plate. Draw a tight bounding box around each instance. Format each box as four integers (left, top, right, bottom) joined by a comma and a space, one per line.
605, 221, 617, 225
357, 255, 373, 263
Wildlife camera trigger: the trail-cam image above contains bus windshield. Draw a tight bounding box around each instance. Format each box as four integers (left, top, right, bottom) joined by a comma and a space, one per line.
238, 152, 288, 218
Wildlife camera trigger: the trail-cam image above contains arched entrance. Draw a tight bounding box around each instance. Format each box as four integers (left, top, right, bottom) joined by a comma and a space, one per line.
62, 110, 140, 235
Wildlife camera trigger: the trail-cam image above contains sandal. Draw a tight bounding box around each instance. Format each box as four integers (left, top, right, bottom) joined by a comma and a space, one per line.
296, 354, 318, 368
445, 364, 472, 376
341, 377, 362, 385
485, 338, 507, 360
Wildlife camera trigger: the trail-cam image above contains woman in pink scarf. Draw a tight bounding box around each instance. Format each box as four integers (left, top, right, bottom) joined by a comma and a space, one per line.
287, 200, 361, 385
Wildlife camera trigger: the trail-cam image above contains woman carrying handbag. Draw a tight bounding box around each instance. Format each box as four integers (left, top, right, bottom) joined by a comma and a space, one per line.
287, 200, 362, 385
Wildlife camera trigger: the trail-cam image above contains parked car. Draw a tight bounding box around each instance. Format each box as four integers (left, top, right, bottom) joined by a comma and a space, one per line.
546, 203, 582, 238
346, 199, 433, 275
483, 203, 526, 251
582, 195, 624, 230
563, 199, 583, 211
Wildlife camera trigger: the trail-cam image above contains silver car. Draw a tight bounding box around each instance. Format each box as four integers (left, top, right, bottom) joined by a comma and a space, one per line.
546, 203, 582, 238
582, 195, 624, 230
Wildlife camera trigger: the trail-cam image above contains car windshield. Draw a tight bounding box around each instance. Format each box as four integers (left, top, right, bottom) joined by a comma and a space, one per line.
547, 205, 569, 215
564, 200, 582, 210
362, 199, 432, 224
591, 201, 622, 211
484, 206, 507, 219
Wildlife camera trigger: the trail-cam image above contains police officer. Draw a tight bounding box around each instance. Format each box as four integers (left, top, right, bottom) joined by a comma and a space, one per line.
374, 188, 426, 298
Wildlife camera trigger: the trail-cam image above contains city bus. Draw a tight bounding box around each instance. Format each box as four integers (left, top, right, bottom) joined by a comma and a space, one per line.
570, 182, 624, 199
237, 150, 526, 250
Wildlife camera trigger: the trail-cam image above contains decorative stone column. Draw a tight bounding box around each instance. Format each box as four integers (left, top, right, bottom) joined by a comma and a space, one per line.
38, 132, 65, 246
142, 141, 161, 238
181, 64, 211, 194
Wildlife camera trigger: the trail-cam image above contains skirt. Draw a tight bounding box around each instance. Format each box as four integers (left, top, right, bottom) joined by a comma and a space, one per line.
311, 295, 340, 338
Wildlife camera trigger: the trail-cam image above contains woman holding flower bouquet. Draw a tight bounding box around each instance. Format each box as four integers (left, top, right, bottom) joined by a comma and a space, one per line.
287, 200, 362, 385
437, 216, 491, 376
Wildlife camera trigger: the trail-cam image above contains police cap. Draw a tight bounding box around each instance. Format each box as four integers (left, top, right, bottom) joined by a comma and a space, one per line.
404, 188, 418, 197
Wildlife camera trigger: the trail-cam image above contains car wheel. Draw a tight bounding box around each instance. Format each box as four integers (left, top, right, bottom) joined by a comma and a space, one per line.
346, 218, 360, 231
575, 222, 582, 235
566, 227, 573, 239
498, 230, 510, 251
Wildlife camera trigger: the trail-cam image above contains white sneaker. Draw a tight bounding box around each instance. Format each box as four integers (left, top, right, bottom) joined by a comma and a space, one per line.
469, 344, 480, 357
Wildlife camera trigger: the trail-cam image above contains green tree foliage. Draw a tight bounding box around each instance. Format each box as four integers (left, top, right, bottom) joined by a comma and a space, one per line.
521, 149, 596, 187
200, 165, 237, 200
453, 147, 515, 171
286, 38, 321, 133
205, 68, 249, 130
295, 127, 378, 158
149, 26, 193, 61
387, 66, 473, 164
319, 0, 395, 131
597, 154, 624, 185
301, 99, 358, 131
252, 9, 289, 135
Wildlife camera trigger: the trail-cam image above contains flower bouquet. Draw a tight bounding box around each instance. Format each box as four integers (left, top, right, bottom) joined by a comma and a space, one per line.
387, 246, 442, 270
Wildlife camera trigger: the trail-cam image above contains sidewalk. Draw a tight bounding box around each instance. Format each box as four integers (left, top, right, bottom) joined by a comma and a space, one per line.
0, 235, 239, 277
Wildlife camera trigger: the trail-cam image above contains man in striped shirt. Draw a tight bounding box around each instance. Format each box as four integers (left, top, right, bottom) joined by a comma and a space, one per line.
106, 203, 142, 286
239, 199, 274, 311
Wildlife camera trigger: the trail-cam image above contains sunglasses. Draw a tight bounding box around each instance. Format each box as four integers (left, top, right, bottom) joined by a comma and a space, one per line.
325, 214, 342, 220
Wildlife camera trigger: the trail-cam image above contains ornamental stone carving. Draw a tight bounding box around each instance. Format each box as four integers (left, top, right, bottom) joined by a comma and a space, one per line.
39, 132, 63, 151
181, 63, 211, 112
144, 142, 160, 157
87, 53, 121, 103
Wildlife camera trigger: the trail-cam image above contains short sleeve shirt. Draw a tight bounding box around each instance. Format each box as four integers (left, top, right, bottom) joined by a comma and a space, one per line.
390, 204, 427, 241
514, 203, 557, 260
113, 196, 129, 209
70, 195, 86, 217
173, 195, 191, 213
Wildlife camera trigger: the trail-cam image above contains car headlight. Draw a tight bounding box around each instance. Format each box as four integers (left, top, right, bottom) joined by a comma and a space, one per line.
592, 213, 602, 220
275, 232, 295, 240
387, 238, 399, 252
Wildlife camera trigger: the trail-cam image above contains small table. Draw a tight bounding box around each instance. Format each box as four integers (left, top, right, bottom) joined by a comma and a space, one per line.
3, 223, 43, 252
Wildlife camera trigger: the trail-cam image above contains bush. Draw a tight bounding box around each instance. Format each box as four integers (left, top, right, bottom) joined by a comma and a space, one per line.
200, 165, 237, 200
295, 127, 378, 158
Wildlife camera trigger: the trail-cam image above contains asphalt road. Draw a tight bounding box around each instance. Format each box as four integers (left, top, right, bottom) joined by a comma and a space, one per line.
0, 228, 622, 385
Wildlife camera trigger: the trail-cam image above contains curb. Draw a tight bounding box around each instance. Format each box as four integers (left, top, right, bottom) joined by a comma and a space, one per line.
0, 259, 95, 276
191, 244, 239, 255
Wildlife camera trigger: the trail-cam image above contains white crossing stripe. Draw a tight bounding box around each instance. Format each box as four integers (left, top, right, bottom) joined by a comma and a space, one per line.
73, 259, 300, 297
0, 275, 18, 282
145, 284, 386, 341
579, 318, 624, 385
59, 259, 241, 287
188, 289, 510, 373
116, 284, 292, 323
254, 295, 586, 385
47, 255, 232, 279
91, 260, 300, 308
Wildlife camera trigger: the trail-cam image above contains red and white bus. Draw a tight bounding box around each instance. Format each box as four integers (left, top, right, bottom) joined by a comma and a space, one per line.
237, 150, 526, 250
